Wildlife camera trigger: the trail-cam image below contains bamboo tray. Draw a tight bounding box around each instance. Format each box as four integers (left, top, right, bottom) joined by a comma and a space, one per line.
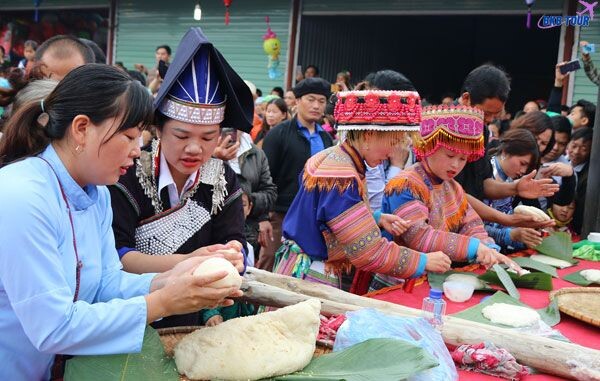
158, 326, 332, 381
549, 287, 600, 327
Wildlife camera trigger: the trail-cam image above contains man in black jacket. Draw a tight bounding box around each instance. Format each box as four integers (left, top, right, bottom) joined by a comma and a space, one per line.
258, 77, 333, 271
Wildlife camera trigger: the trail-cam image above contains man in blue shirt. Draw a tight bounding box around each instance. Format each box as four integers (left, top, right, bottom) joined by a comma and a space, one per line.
259, 77, 333, 270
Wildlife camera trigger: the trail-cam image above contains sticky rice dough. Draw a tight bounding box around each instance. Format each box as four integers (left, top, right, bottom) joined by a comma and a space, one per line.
193, 256, 242, 288
174, 299, 321, 381
446, 273, 486, 290
581, 269, 600, 284
482, 303, 540, 327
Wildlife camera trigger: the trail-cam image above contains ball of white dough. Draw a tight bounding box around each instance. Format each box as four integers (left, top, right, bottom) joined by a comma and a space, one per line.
193, 257, 242, 289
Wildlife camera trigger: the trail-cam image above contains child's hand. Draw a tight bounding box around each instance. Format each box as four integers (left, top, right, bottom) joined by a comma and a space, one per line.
511, 228, 543, 249
258, 221, 274, 247
205, 315, 224, 327
378, 214, 410, 236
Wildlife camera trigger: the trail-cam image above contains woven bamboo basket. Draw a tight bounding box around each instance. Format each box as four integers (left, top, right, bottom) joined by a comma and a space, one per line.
158, 326, 332, 381
549, 287, 600, 327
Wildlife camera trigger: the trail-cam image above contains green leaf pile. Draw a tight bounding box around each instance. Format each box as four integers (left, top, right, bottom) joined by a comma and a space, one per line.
64, 327, 179, 381
270, 338, 439, 381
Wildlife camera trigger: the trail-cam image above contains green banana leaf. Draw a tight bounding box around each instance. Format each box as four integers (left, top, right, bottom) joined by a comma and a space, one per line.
562, 270, 600, 286
492, 264, 520, 300
64, 327, 179, 381
269, 338, 439, 381
452, 291, 560, 327
479, 266, 553, 291
537, 299, 561, 327
427, 270, 493, 291
512, 257, 559, 278
535, 232, 575, 261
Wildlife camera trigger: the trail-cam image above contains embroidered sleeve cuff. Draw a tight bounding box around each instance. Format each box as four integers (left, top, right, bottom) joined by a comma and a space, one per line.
467, 238, 480, 263
117, 246, 136, 260
411, 253, 428, 278
373, 211, 382, 225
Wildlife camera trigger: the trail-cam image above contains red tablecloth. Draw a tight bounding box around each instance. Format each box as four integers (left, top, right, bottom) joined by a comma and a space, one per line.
368, 258, 600, 380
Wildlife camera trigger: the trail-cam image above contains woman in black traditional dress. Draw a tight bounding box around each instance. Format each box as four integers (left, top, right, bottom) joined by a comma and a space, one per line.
109, 27, 254, 328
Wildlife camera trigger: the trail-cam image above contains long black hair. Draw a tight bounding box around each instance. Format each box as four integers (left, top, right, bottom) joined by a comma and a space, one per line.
0, 64, 154, 166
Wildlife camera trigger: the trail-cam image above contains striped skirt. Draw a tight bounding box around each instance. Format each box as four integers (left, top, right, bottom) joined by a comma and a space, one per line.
273, 240, 341, 289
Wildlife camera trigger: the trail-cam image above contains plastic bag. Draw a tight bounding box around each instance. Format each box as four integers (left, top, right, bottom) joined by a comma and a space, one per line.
333, 309, 458, 381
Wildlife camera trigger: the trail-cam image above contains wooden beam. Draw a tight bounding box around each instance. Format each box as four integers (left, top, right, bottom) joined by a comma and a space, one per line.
242, 269, 600, 381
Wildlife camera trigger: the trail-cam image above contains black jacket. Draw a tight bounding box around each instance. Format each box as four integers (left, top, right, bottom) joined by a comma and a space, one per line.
262, 116, 334, 212
237, 145, 277, 243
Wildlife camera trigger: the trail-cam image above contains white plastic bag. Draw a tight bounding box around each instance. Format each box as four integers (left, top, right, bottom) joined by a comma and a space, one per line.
333, 309, 458, 381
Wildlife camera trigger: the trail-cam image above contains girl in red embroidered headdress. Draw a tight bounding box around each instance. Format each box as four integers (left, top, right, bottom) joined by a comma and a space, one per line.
376, 106, 521, 290
273, 90, 452, 290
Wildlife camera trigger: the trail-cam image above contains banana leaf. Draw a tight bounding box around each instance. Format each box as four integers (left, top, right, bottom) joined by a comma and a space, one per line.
479, 266, 553, 291
562, 270, 600, 286
492, 264, 520, 300
512, 257, 559, 278
537, 299, 561, 327
64, 327, 179, 381
535, 232, 575, 261
269, 338, 438, 381
428, 270, 493, 291
452, 291, 560, 327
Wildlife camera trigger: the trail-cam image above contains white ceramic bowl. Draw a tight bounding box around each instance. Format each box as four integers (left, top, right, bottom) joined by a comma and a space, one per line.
588, 232, 600, 243
443, 281, 475, 302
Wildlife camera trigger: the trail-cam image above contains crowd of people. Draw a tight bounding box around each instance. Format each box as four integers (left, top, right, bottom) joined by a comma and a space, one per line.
0, 25, 595, 380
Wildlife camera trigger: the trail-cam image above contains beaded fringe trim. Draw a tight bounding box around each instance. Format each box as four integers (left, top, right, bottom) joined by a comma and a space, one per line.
414, 128, 485, 162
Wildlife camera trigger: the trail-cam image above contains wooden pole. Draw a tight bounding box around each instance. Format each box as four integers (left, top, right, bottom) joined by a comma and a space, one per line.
242, 270, 600, 381
581, 89, 600, 237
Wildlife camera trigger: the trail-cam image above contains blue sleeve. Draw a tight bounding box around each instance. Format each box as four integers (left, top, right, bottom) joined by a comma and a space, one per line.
0, 183, 148, 356
410, 253, 428, 278
484, 224, 524, 251
96, 188, 156, 302
373, 210, 382, 225
283, 174, 363, 260
467, 237, 480, 262
382, 190, 416, 215
117, 246, 136, 259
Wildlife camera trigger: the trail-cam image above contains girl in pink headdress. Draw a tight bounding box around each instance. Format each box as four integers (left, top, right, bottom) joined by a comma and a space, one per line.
376, 106, 519, 290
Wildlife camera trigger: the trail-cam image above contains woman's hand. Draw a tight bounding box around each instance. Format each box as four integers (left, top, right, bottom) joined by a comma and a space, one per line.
476, 244, 501, 268
501, 213, 556, 229
190, 244, 228, 257
515, 170, 559, 198
205, 315, 224, 327
378, 213, 411, 236
539, 163, 574, 178
510, 227, 543, 249
424, 251, 452, 273
258, 220, 274, 247
146, 264, 243, 323
213, 135, 240, 161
